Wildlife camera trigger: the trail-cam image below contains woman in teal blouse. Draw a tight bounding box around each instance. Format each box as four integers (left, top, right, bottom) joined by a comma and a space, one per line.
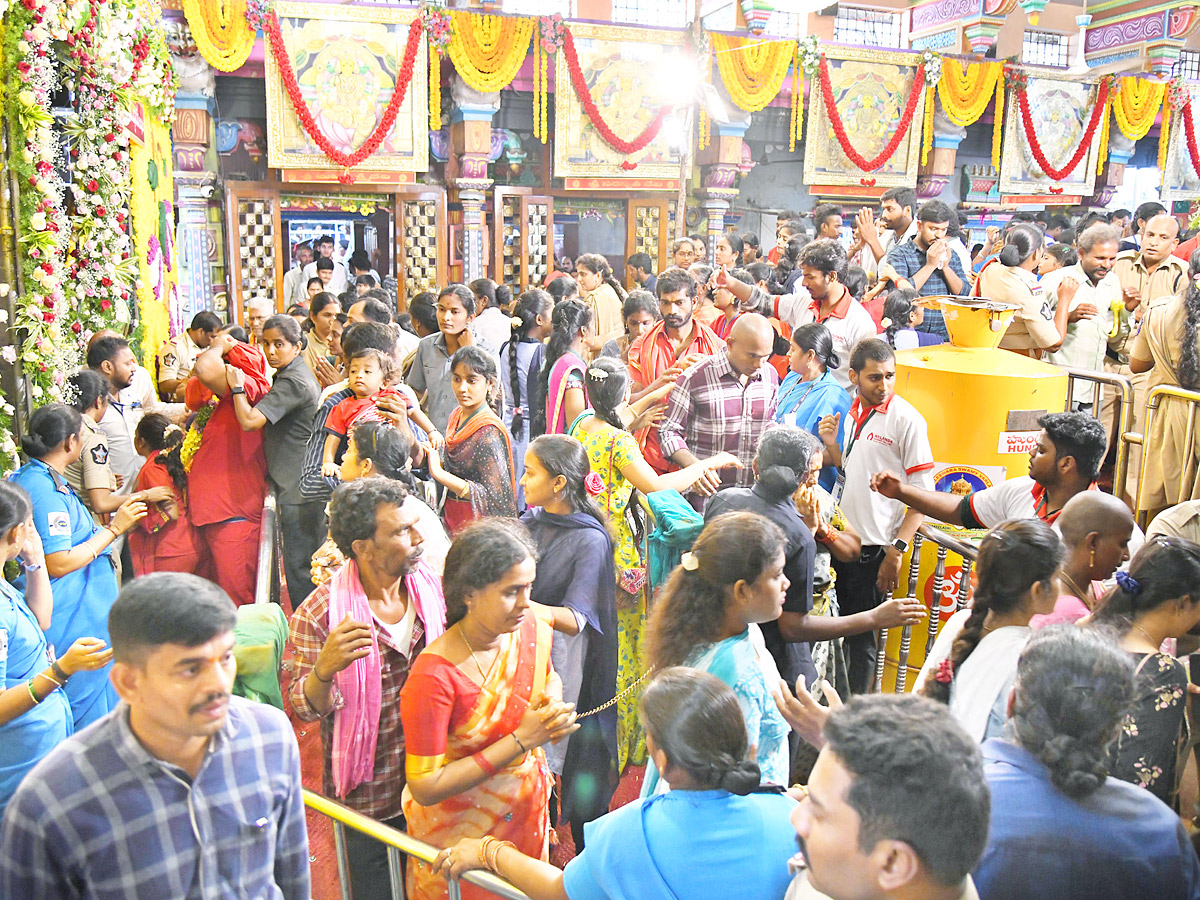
775, 324, 851, 491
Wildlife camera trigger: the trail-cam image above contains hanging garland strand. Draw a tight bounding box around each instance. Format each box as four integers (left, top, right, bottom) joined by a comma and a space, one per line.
1112, 76, 1165, 141
183, 0, 256, 72
937, 58, 1001, 125
1159, 91, 1173, 175
818, 54, 925, 173
788, 47, 803, 152
1015, 75, 1111, 182
712, 34, 796, 113
560, 25, 671, 156
991, 71, 1005, 171
447, 12, 534, 93
262, 11, 424, 182
1184, 98, 1200, 180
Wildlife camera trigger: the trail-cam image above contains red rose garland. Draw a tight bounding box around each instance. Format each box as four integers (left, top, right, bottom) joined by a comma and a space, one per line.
1015, 77, 1110, 182
1183, 98, 1200, 180
817, 55, 925, 173
560, 27, 671, 156
263, 12, 423, 182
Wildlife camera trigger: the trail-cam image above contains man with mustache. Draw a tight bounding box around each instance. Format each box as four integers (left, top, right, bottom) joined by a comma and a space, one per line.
0, 572, 311, 900
627, 267, 724, 474
288, 477, 446, 900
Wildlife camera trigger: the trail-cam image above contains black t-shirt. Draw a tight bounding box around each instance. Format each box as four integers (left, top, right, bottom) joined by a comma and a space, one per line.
704, 485, 817, 689
256, 357, 320, 504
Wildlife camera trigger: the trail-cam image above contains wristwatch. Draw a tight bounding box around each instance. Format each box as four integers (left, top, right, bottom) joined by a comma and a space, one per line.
230, 386, 245, 395
891, 537, 909, 555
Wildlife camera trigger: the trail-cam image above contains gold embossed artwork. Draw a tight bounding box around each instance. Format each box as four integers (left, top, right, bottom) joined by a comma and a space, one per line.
999, 74, 1101, 196
1162, 85, 1200, 203
265, 2, 427, 174
803, 47, 925, 189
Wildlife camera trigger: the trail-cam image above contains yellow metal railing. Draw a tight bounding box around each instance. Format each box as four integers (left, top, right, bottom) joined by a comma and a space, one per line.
303, 790, 531, 900
1131, 383, 1200, 528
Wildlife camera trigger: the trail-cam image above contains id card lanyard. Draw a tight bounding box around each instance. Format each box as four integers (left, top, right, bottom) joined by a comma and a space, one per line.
831, 408, 877, 506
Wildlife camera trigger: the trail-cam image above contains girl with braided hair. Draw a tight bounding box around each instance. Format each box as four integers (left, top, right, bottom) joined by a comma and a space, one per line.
1091, 536, 1200, 804
536, 299, 594, 437
916, 519, 1063, 743
1130, 248, 1200, 517
644, 511, 792, 792
500, 289, 553, 506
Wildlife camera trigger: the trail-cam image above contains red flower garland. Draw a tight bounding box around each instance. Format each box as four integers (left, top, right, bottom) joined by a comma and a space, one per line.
263, 12, 423, 182
1183, 99, 1200, 180
1015, 78, 1110, 183
818, 55, 925, 173
560, 27, 671, 156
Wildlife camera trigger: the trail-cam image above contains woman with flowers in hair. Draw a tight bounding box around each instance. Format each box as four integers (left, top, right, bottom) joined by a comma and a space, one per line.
644, 511, 792, 793
1091, 536, 1200, 805
520, 434, 618, 845
1129, 248, 1200, 518
915, 519, 1063, 743
569, 357, 741, 775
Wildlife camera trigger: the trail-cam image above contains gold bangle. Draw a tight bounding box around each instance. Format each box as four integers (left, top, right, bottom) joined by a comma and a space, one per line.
477, 836, 495, 871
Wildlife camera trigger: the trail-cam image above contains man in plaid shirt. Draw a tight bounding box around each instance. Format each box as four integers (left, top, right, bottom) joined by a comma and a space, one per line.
0, 573, 310, 900
289, 477, 445, 900
658, 313, 780, 509
884, 200, 967, 342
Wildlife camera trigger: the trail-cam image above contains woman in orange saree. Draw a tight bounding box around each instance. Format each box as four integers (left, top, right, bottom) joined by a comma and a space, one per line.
425, 347, 517, 535
401, 519, 579, 900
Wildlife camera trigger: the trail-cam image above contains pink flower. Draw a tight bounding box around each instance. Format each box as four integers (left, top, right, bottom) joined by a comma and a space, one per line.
584, 471, 604, 496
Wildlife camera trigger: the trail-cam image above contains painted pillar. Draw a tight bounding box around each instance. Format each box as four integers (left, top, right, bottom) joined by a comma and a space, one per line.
172, 99, 217, 328
447, 75, 499, 283
697, 121, 746, 264
917, 102, 967, 200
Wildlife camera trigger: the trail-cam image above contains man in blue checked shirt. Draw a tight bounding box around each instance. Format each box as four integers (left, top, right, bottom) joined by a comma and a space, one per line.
0, 572, 310, 900
884, 199, 967, 343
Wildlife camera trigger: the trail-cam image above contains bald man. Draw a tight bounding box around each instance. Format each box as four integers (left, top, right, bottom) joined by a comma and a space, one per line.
1114, 213, 1187, 315
658, 313, 780, 508
1032, 491, 1135, 628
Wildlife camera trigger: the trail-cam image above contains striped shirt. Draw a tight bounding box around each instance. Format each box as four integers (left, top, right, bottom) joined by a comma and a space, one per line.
658, 348, 779, 493
0, 698, 309, 900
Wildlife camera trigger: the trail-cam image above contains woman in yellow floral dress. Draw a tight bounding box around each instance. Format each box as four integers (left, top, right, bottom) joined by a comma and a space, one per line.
568, 358, 739, 771
1092, 536, 1200, 806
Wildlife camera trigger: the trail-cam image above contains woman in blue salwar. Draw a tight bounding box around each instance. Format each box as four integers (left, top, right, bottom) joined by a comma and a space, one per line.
774, 324, 851, 491
431, 667, 798, 900
8, 404, 146, 728
0, 482, 113, 818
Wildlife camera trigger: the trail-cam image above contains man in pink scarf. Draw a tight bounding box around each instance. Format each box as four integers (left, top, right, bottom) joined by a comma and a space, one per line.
288, 477, 445, 900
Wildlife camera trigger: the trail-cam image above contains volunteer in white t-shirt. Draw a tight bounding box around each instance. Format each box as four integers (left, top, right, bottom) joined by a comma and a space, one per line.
818, 337, 933, 693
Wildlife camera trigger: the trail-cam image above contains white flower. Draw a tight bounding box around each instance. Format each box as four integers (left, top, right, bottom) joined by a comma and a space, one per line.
0, 310, 7, 324
2, 346, 19, 364
1, 403, 13, 416
29, 212, 46, 231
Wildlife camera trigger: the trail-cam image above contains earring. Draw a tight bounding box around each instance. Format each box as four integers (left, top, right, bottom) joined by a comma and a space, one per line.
1090, 549, 1095, 567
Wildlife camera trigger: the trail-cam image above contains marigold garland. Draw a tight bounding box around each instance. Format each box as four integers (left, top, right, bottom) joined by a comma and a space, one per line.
1015, 76, 1110, 182
1112, 77, 1166, 142
921, 84, 936, 166
430, 52, 441, 132
183, 0, 255, 72
1183, 98, 1200, 180
818, 54, 925, 173
1159, 92, 1172, 175
447, 12, 533, 94
263, 11, 423, 182
561, 26, 671, 156
937, 58, 1001, 126
712, 33, 796, 113
788, 50, 803, 152
1096, 89, 1112, 177
991, 72, 1005, 171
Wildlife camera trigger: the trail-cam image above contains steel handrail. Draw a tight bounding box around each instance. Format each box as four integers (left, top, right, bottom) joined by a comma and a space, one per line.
303, 790, 531, 900
1059, 366, 1134, 502
1133, 383, 1200, 526
917, 523, 979, 562
253, 490, 277, 605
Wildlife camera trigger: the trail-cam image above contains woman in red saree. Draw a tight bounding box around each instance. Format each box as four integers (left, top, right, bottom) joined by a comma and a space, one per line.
425, 346, 518, 534
401, 519, 579, 900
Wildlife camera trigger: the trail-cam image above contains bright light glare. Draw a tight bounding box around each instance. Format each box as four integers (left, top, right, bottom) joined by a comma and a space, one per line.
653, 51, 703, 106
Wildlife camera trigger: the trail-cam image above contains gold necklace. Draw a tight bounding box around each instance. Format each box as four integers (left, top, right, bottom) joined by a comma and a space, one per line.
459, 624, 489, 684
1132, 622, 1159, 649
1059, 571, 1091, 607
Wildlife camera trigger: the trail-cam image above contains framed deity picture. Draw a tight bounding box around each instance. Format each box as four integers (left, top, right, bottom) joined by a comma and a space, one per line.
265, 2, 428, 175
1161, 85, 1200, 203
802, 46, 927, 189
553, 22, 688, 180
998, 74, 1102, 196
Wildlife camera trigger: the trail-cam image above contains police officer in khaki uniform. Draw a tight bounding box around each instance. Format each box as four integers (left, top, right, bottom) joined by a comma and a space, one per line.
64, 370, 118, 526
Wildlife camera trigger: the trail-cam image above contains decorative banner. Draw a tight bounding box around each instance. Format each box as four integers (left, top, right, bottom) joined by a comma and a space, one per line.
999, 73, 1103, 196
130, 114, 177, 364
1112, 76, 1166, 142
803, 47, 927, 188
712, 33, 796, 112
553, 23, 686, 180
264, 2, 428, 180
183, 0, 256, 72
1162, 85, 1200, 202
447, 11, 534, 93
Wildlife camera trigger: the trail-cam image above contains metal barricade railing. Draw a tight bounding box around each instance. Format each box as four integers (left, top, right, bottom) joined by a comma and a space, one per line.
1059, 365, 1135, 502
253, 490, 279, 606
303, 790, 531, 900
1131, 383, 1200, 528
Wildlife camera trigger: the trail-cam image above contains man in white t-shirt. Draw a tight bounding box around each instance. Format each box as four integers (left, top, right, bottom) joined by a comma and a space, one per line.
302, 234, 349, 295
818, 338, 933, 693
870, 411, 1106, 532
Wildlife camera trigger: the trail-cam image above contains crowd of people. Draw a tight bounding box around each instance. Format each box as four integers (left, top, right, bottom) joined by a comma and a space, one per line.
0, 201, 1199, 900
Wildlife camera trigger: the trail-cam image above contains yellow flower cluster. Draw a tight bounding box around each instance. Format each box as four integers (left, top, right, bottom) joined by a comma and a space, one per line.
447, 12, 534, 94
1113, 77, 1165, 142
183, 0, 255, 73
129, 115, 175, 365
712, 34, 796, 113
